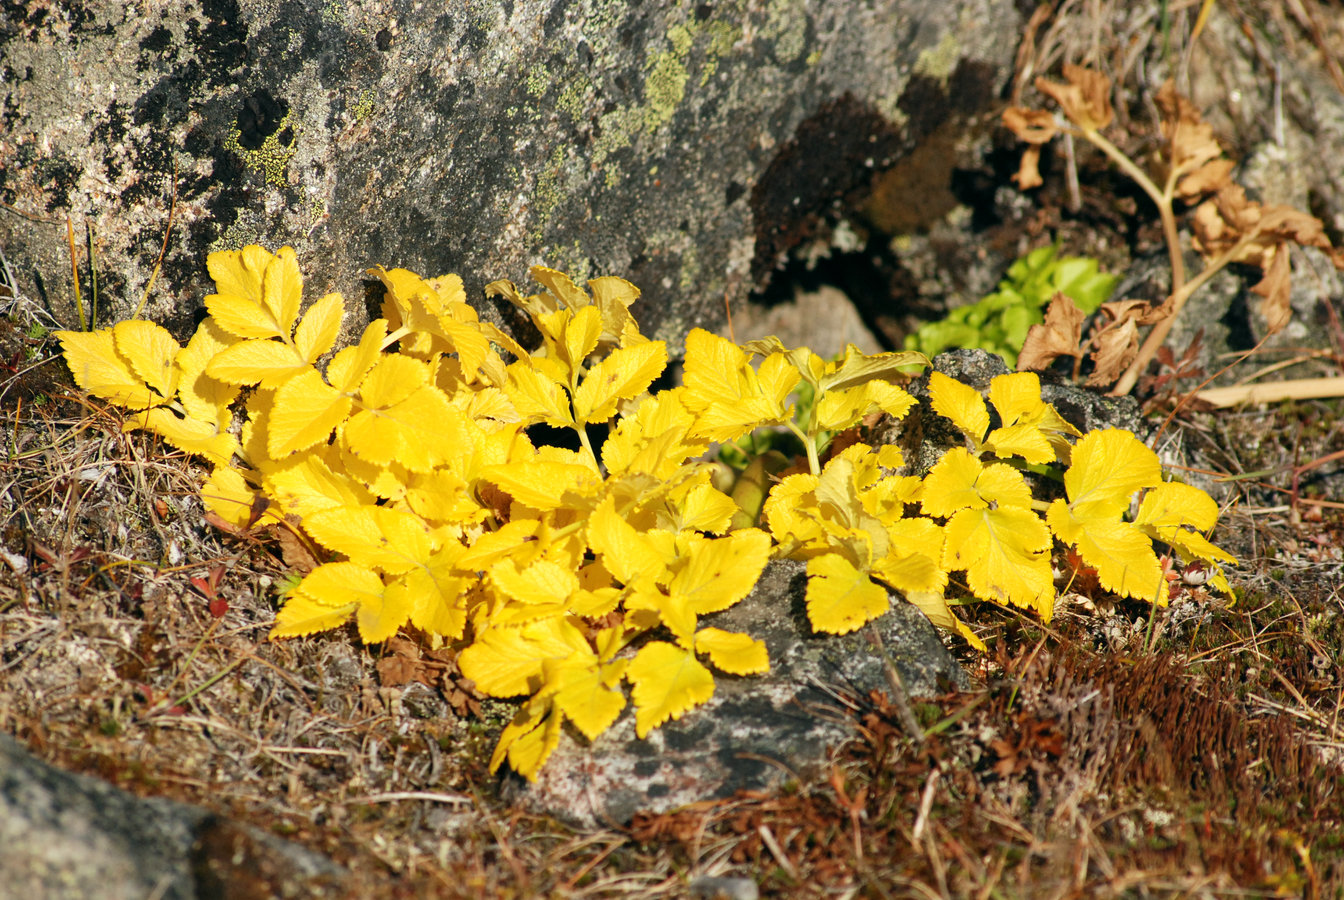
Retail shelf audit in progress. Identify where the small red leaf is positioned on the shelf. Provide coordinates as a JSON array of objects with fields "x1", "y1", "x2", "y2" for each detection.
[{"x1": 209, "y1": 596, "x2": 229, "y2": 618}]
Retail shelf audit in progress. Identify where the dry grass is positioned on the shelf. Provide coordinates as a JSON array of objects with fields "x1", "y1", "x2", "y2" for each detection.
[{"x1": 3, "y1": 289, "x2": 1343, "y2": 898}]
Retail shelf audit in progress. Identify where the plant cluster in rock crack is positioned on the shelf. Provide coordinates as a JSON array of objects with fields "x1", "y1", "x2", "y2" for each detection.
[{"x1": 57, "y1": 245, "x2": 1235, "y2": 779}]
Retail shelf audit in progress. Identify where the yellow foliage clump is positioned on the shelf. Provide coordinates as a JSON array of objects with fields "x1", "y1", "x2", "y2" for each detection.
[{"x1": 57, "y1": 245, "x2": 1236, "y2": 780}]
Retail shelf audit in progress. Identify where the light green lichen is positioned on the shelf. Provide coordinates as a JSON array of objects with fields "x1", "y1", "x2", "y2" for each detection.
[
  {"x1": 913, "y1": 30, "x2": 961, "y2": 82},
  {"x1": 526, "y1": 64, "x2": 551, "y2": 97},
  {"x1": 224, "y1": 112, "x2": 298, "y2": 187},
  {"x1": 352, "y1": 89, "x2": 376, "y2": 123},
  {"x1": 557, "y1": 74, "x2": 590, "y2": 119},
  {"x1": 590, "y1": 13, "x2": 739, "y2": 171},
  {"x1": 762, "y1": 0, "x2": 808, "y2": 66}
]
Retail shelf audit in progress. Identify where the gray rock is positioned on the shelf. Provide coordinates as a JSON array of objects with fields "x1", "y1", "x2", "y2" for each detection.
[
  {"x1": 0, "y1": 733, "x2": 346, "y2": 900},
  {"x1": 513, "y1": 559, "x2": 967, "y2": 828},
  {"x1": 1, "y1": 0, "x2": 1018, "y2": 345}
]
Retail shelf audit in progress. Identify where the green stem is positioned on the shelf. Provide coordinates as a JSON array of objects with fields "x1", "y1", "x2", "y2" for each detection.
[{"x1": 786, "y1": 419, "x2": 820, "y2": 475}]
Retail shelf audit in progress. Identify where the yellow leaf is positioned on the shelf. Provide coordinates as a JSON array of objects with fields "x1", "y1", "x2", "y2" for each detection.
[
  {"x1": 944, "y1": 506, "x2": 1055, "y2": 616},
  {"x1": 459, "y1": 617, "x2": 589, "y2": 697},
  {"x1": 175, "y1": 318, "x2": 239, "y2": 429},
  {"x1": 929, "y1": 371, "x2": 989, "y2": 446},
  {"x1": 670, "y1": 529, "x2": 771, "y2": 616},
  {"x1": 806, "y1": 551, "x2": 891, "y2": 634},
  {"x1": 1047, "y1": 499, "x2": 1168, "y2": 605},
  {"x1": 57, "y1": 328, "x2": 162, "y2": 409},
  {"x1": 112, "y1": 320, "x2": 181, "y2": 400},
  {"x1": 263, "y1": 452, "x2": 375, "y2": 519},
  {"x1": 561, "y1": 304, "x2": 603, "y2": 376},
  {"x1": 983, "y1": 372, "x2": 1081, "y2": 464},
  {"x1": 297, "y1": 564, "x2": 381, "y2": 612},
  {"x1": 389, "y1": 563, "x2": 469, "y2": 640},
  {"x1": 303, "y1": 504, "x2": 434, "y2": 575},
  {"x1": 571, "y1": 340, "x2": 668, "y2": 424},
  {"x1": 344, "y1": 383, "x2": 461, "y2": 472},
  {"x1": 326, "y1": 319, "x2": 388, "y2": 393},
  {"x1": 275, "y1": 561, "x2": 386, "y2": 639},
  {"x1": 682, "y1": 329, "x2": 797, "y2": 442},
  {"x1": 1133, "y1": 483, "x2": 1235, "y2": 566},
  {"x1": 694, "y1": 628, "x2": 769, "y2": 675},
  {"x1": 920, "y1": 448, "x2": 1033, "y2": 518},
  {"x1": 204, "y1": 246, "x2": 301, "y2": 339},
  {"x1": 667, "y1": 475, "x2": 737, "y2": 535},
  {"x1": 818, "y1": 345, "x2": 930, "y2": 392},
  {"x1": 261, "y1": 246, "x2": 304, "y2": 337},
  {"x1": 356, "y1": 353, "x2": 429, "y2": 407},
  {"x1": 813, "y1": 379, "x2": 916, "y2": 433},
  {"x1": 905, "y1": 591, "x2": 986, "y2": 651},
  {"x1": 481, "y1": 458, "x2": 603, "y2": 510},
  {"x1": 200, "y1": 465, "x2": 269, "y2": 531},
  {"x1": 270, "y1": 596, "x2": 358, "y2": 638},
  {"x1": 1064, "y1": 429, "x2": 1161, "y2": 519},
  {"x1": 627, "y1": 641, "x2": 716, "y2": 738},
  {"x1": 504, "y1": 361, "x2": 575, "y2": 428},
  {"x1": 128, "y1": 407, "x2": 238, "y2": 467},
  {"x1": 206, "y1": 338, "x2": 307, "y2": 388},
  {"x1": 356, "y1": 579, "x2": 413, "y2": 643},
  {"x1": 491, "y1": 558, "x2": 579, "y2": 606},
  {"x1": 586, "y1": 495, "x2": 668, "y2": 586},
  {"x1": 267, "y1": 368, "x2": 352, "y2": 457},
  {"x1": 551, "y1": 658, "x2": 629, "y2": 741},
  {"x1": 294, "y1": 292, "x2": 344, "y2": 363},
  {"x1": 207, "y1": 245, "x2": 272, "y2": 308},
  {"x1": 492, "y1": 700, "x2": 564, "y2": 781}
]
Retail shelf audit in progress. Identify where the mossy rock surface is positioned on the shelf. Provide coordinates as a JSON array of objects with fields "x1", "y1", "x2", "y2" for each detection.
[{"x1": 1, "y1": 0, "x2": 1014, "y2": 345}]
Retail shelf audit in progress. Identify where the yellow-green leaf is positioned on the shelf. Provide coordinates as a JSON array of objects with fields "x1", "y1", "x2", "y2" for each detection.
[
  {"x1": 694, "y1": 628, "x2": 769, "y2": 675},
  {"x1": 571, "y1": 340, "x2": 667, "y2": 423},
  {"x1": 206, "y1": 338, "x2": 307, "y2": 388},
  {"x1": 627, "y1": 641, "x2": 716, "y2": 738},
  {"x1": 806, "y1": 551, "x2": 891, "y2": 634},
  {"x1": 267, "y1": 368, "x2": 352, "y2": 457},
  {"x1": 294, "y1": 292, "x2": 344, "y2": 363}
]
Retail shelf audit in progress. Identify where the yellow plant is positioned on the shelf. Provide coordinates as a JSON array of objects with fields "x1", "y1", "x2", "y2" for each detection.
[{"x1": 57, "y1": 245, "x2": 1236, "y2": 780}]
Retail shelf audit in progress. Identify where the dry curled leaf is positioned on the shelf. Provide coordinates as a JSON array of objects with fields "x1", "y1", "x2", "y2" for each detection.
[
  {"x1": 1017, "y1": 292, "x2": 1086, "y2": 372},
  {"x1": 1156, "y1": 81, "x2": 1224, "y2": 189},
  {"x1": 1035, "y1": 64, "x2": 1112, "y2": 131},
  {"x1": 1087, "y1": 317, "x2": 1140, "y2": 388},
  {"x1": 1251, "y1": 244, "x2": 1293, "y2": 335}
]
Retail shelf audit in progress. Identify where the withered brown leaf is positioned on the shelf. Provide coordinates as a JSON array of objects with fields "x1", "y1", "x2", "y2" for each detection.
[
  {"x1": 1035, "y1": 64, "x2": 1113, "y2": 131},
  {"x1": 1017, "y1": 292, "x2": 1086, "y2": 372},
  {"x1": 1251, "y1": 243, "x2": 1293, "y2": 335}
]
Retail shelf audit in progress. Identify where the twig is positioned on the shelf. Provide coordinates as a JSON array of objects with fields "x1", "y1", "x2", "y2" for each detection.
[
  {"x1": 865, "y1": 625, "x2": 925, "y2": 744},
  {"x1": 1195, "y1": 376, "x2": 1344, "y2": 407}
]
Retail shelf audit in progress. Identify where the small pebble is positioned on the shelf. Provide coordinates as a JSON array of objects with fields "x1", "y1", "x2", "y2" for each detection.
[{"x1": 688, "y1": 875, "x2": 759, "y2": 900}]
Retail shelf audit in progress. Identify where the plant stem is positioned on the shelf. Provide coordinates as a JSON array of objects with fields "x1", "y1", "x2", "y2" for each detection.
[
  {"x1": 1111, "y1": 226, "x2": 1264, "y2": 396},
  {"x1": 1081, "y1": 127, "x2": 1184, "y2": 293},
  {"x1": 786, "y1": 419, "x2": 820, "y2": 475}
]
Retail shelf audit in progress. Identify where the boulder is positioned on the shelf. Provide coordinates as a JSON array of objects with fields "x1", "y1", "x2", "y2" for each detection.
[
  {"x1": 1, "y1": 0, "x2": 1018, "y2": 343},
  {"x1": 0, "y1": 732, "x2": 346, "y2": 900},
  {"x1": 513, "y1": 559, "x2": 969, "y2": 828}
]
